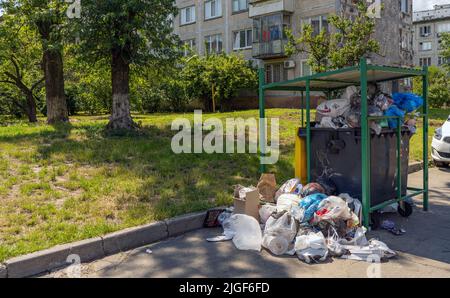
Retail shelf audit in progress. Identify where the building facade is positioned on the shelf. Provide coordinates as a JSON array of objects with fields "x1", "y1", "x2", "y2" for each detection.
[
  {"x1": 173, "y1": 0, "x2": 413, "y2": 104},
  {"x1": 413, "y1": 4, "x2": 450, "y2": 68}
]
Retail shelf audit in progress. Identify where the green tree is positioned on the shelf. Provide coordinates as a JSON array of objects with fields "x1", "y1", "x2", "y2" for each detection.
[
  {"x1": 413, "y1": 66, "x2": 450, "y2": 108},
  {"x1": 0, "y1": 0, "x2": 69, "y2": 123},
  {"x1": 286, "y1": 0, "x2": 380, "y2": 72},
  {"x1": 180, "y1": 53, "x2": 257, "y2": 112},
  {"x1": 72, "y1": 0, "x2": 179, "y2": 130},
  {"x1": 441, "y1": 32, "x2": 450, "y2": 71},
  {"x1": 0, "y1": 16, "x2": 44, "y2": 122}
]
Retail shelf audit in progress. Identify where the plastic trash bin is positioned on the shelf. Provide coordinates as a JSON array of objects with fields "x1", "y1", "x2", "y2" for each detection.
[{"x1": 299, "y1": 126, "x2": 413, "y2": 207}]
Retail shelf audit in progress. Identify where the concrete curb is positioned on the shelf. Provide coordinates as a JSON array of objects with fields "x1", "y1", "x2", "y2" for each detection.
[
  {"x1": 0, "y1": 211, "x2": 207, "y2": 278},
  {"x1": 0, "y1": 161, "x2": 425, "y2": 278}
]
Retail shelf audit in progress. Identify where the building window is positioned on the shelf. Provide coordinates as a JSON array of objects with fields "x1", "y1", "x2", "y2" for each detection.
[
  {"x1": 205, "y1": 0, "x2": 222, "y2": 20},
  {"x1": 233, "y1": 29, "x2": 252, "y2": 50},
  {"x1": 180, "y1": 6, "x2": 196, "y2": 25},
  {"x1": 438, "y1": 57, "x2": 449, "y2": 66},
  {"x1": 419, "y1": 25, "x2": 431, "y2": 37},
  {"x1": 301, "y1": 60, "x2": 312, "y2": 77},
  {"x1": 232, "y1": 0, "x2": 248, "y2": 13},
  {"x1": 437, "y1": 23, "x2": 450, "y2": 34},
  {"x1": 182, "y1": 39, "x2": 196, "y2": 56},
  {"x1": 401, "y1": 0, "x2": 409, "y2": 14},
  {"x1": 420, "y1": 41, "x2": 432, "y2": 51},
  {"x1": 305, "y1": 15, "x2": 329, "y2": 37},
  {"x1": 419, "y1": 57, "x2": 432, "y2": 67},
  {"x1": 265, "y1": 63, "x2": 287, "y2": 84},
  {"x1": 205, "y1": 34, "x2": 223, "y2": 54}
]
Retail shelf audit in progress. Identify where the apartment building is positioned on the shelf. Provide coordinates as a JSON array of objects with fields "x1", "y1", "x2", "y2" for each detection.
[
  {"x1": 413, "y1": 4, "x2": 450, "y2": 68},
  {"x1": 173, "y1": 0, "x2": 413, "y2": 103}
]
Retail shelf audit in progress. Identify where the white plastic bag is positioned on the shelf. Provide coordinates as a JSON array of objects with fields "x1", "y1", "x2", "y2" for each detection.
[
  {"x1": 276, "y1": 194, "x2": 301, "y2": 213},
  {"x1": 316, "y1": 98, "x2": 351, "y2": 121},
  {"x1": 295, "y1": 232, "x2": 329, "y2": 263},
  {"x1": 259, "y1": 204, "x2": 277, "y2": 224},
  {"x1": 229, "y1": 214, "x2": 262, "y2": 251},
  {"x1": 316, "y1": 196, "x2": 353, "y2": 221},
  {"x1": 262, "y1": 212, "x2": 297, "y2": 255}
]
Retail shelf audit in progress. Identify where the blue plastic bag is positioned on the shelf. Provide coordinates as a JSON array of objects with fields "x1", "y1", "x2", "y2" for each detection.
[
  {"x1": 392, "y1": 93, "x2": 424, "y2": 113},
  {"x1": 384, "y1": 105, "x2": 406, "y2": 129},
  {"x1": 300, "y1": 193, "x2": 327, "y2": 223}
]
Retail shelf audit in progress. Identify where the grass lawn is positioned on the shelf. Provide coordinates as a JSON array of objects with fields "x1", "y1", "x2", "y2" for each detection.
[{"x1": 0, "y1": 108, "x2": 446, "y2": 261}]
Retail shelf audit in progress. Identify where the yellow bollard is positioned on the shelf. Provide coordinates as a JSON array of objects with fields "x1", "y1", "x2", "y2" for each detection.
[{"x1": 295, "y1": 128, "x2": 307, "y2": 185}]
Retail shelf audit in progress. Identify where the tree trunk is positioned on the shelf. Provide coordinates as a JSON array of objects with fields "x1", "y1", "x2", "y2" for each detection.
[
  {"x1": 43, "y1": 49, "x2": 68, "y2": 124},
  {"x1": 25, "y1": 92, "x2": 38, "y2": 123},
  {"x1": 107, "y1": 47, "x2": 136, "y2": 130}
]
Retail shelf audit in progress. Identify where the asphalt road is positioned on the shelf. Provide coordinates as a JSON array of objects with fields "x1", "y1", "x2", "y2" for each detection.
[{"x1": 46, "y1": 167, "x2": 450, "y2": 278}]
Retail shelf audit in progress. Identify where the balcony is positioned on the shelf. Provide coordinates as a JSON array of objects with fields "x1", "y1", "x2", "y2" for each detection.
[
  {"x1": 249, "y1": 0, "x2": 294, "y2": 18},
  {"x1": 252, "y1": 40, "x2": 287, "y2": 59}
]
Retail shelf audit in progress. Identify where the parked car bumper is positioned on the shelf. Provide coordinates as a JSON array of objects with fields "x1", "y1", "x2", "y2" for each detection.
[{"x1": 431, "y1": 138, "x2": 450, "y2": 163}]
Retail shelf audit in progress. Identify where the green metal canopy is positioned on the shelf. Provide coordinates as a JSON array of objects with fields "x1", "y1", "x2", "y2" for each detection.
[{"x1": 258, "y1": 58, "x2": 429, "y2": 228}]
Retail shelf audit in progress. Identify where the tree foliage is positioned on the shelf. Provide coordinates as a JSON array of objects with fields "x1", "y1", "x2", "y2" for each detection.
[
  {"x1": 0, "y1": 14, "x2": 45, "y2": 122},
  {"x1": 414, "y1": 66, "x2": 450, "y2": 108},
  {"x1": 180, "y1": 53, "x2": 257, "y2": 112},
  {"x1": 442, "y1": 32, "x2": 450, "y2": 71},
  {"x1": 286, "y1": 0, "x2": 380, "y2": 73},
  {"x1": 72, "y1": 0, "x2": 180, "y2": 130}
]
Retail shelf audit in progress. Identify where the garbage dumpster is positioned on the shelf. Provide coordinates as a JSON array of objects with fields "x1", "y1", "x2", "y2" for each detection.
[{"x1": 299, "y1": 127, "x2": 413, "y2": 207}]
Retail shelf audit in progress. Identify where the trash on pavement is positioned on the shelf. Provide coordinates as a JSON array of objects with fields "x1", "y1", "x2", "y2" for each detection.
[
  {"x1": 257, "y1": 174, "x2": 277, "y2": 203},
  {"x1": 276, "y1": 193, "x2": 301, "y2": 213},
  {"x1": 204, "y1": 208, "x2": 227, "y2": 228},
  {"x1": 275, "y1": 178, "x2": 301, "y2": 200},
  {"x1": 229, "y1": 214, "x2": 262, "y2": 251},
  {"x1": 262, "y1": 212, "x2": 297, "y2": 255},
  {"x1": 234, "y1": 188, "x2": 260, "y2": 221},
  {"x1": 259, "y1": 203, "x2": 277, "y2": 224},
  {"x1": 208, "y1": 174, "x2": 398, "y2": 264},
  {"x1": 381, "y1": 220, "x2": 406, "y2": 236},
  {"x1": 295, "y1": 232, "x2": 329, "y2": 263}
]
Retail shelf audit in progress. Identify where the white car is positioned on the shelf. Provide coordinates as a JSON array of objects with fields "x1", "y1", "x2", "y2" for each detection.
[{"x1": 431, "y1": 115, "x2": 450, "y2": 167}]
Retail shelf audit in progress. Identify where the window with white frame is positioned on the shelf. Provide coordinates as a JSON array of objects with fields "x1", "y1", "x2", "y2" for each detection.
[
  {"x1": 305, "y1": 15, "x2": 329, "y2": 37},
  {"x1": 437, "y1": 22, "x2": 450, "y2": 34},
  {"x1": 265, "y1": 63, "x2": 287, "y2": 84},
  {"x1": 420, "y1": 41, "x2": 432, "y2": 51},
  {"x1": 301, "y1": 60, "x2": 312, "y2": 77},
  {"x1": 438, "y1": 56, "x2": 449, "y2": 66},
  {"x1": 180, "y1": 6, "x2": 196, "y2": 25},
  {"x1": 205, "y1": 0, "x2": 222, "y2": 20},
  {"x1": 233, "y1": 29, "x2": 252, "y2": 50},
  {"x1": 419, "y1": 25, "x2": 431, "y2": 37},
  {"x1": 205, "y1": 34, "x2": 223, "y2": 54},
  {"x1": 182, "y1": 39, "x2": 196, "y2": 56},
  {"x1": 232, "y1": 0, "x2": 248, "y2": 13}
]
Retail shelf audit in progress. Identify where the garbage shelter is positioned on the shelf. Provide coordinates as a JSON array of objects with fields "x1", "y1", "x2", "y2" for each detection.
[{"x1": 258, "y1": 58, "x2": 429, "y2": 228}]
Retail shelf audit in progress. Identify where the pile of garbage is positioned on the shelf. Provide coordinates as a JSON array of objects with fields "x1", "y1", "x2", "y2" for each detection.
[
  {"x1": 315, "y1": 84, "x2": 424, "y2": 135},
  {"x1": 205, "y1": 174, "x2": 396, "y2": 264}
]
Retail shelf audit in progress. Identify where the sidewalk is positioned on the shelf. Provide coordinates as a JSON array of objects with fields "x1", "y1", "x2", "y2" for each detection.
[{"x1": 46, "y1": 168, "x2": 450, "y2": 278}]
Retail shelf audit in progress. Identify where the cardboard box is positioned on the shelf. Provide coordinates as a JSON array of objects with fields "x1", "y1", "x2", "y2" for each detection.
[{"x1": 234, "y1": 189, "x2": 260, "y2": 221}]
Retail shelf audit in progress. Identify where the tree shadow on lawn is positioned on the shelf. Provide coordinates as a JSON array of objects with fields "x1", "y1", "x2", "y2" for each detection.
[{"x1": 30, "y1": 123, "x2": 296, "y2": 221}]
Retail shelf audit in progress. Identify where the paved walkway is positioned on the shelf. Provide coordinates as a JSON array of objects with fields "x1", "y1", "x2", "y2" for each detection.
[{"x1": 46, "y1": 168, "x2": 450, "y2": 278}]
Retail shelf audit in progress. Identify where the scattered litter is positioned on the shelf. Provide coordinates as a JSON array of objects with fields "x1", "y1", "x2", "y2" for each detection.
[
  {"x1": 381, "y1": 220, "x2": 406, "y2": 236},
  {"x1": 208, "y1": 175, "x2": 399, "y2": 264},
  {"x1": 145, "y1": 249, "x2": 153, "y2": 254}
]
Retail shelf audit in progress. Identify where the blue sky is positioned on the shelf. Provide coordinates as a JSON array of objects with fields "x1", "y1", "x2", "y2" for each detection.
[{"x1": 414, "y1": 0, "x2": 450, "y2": 11}]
